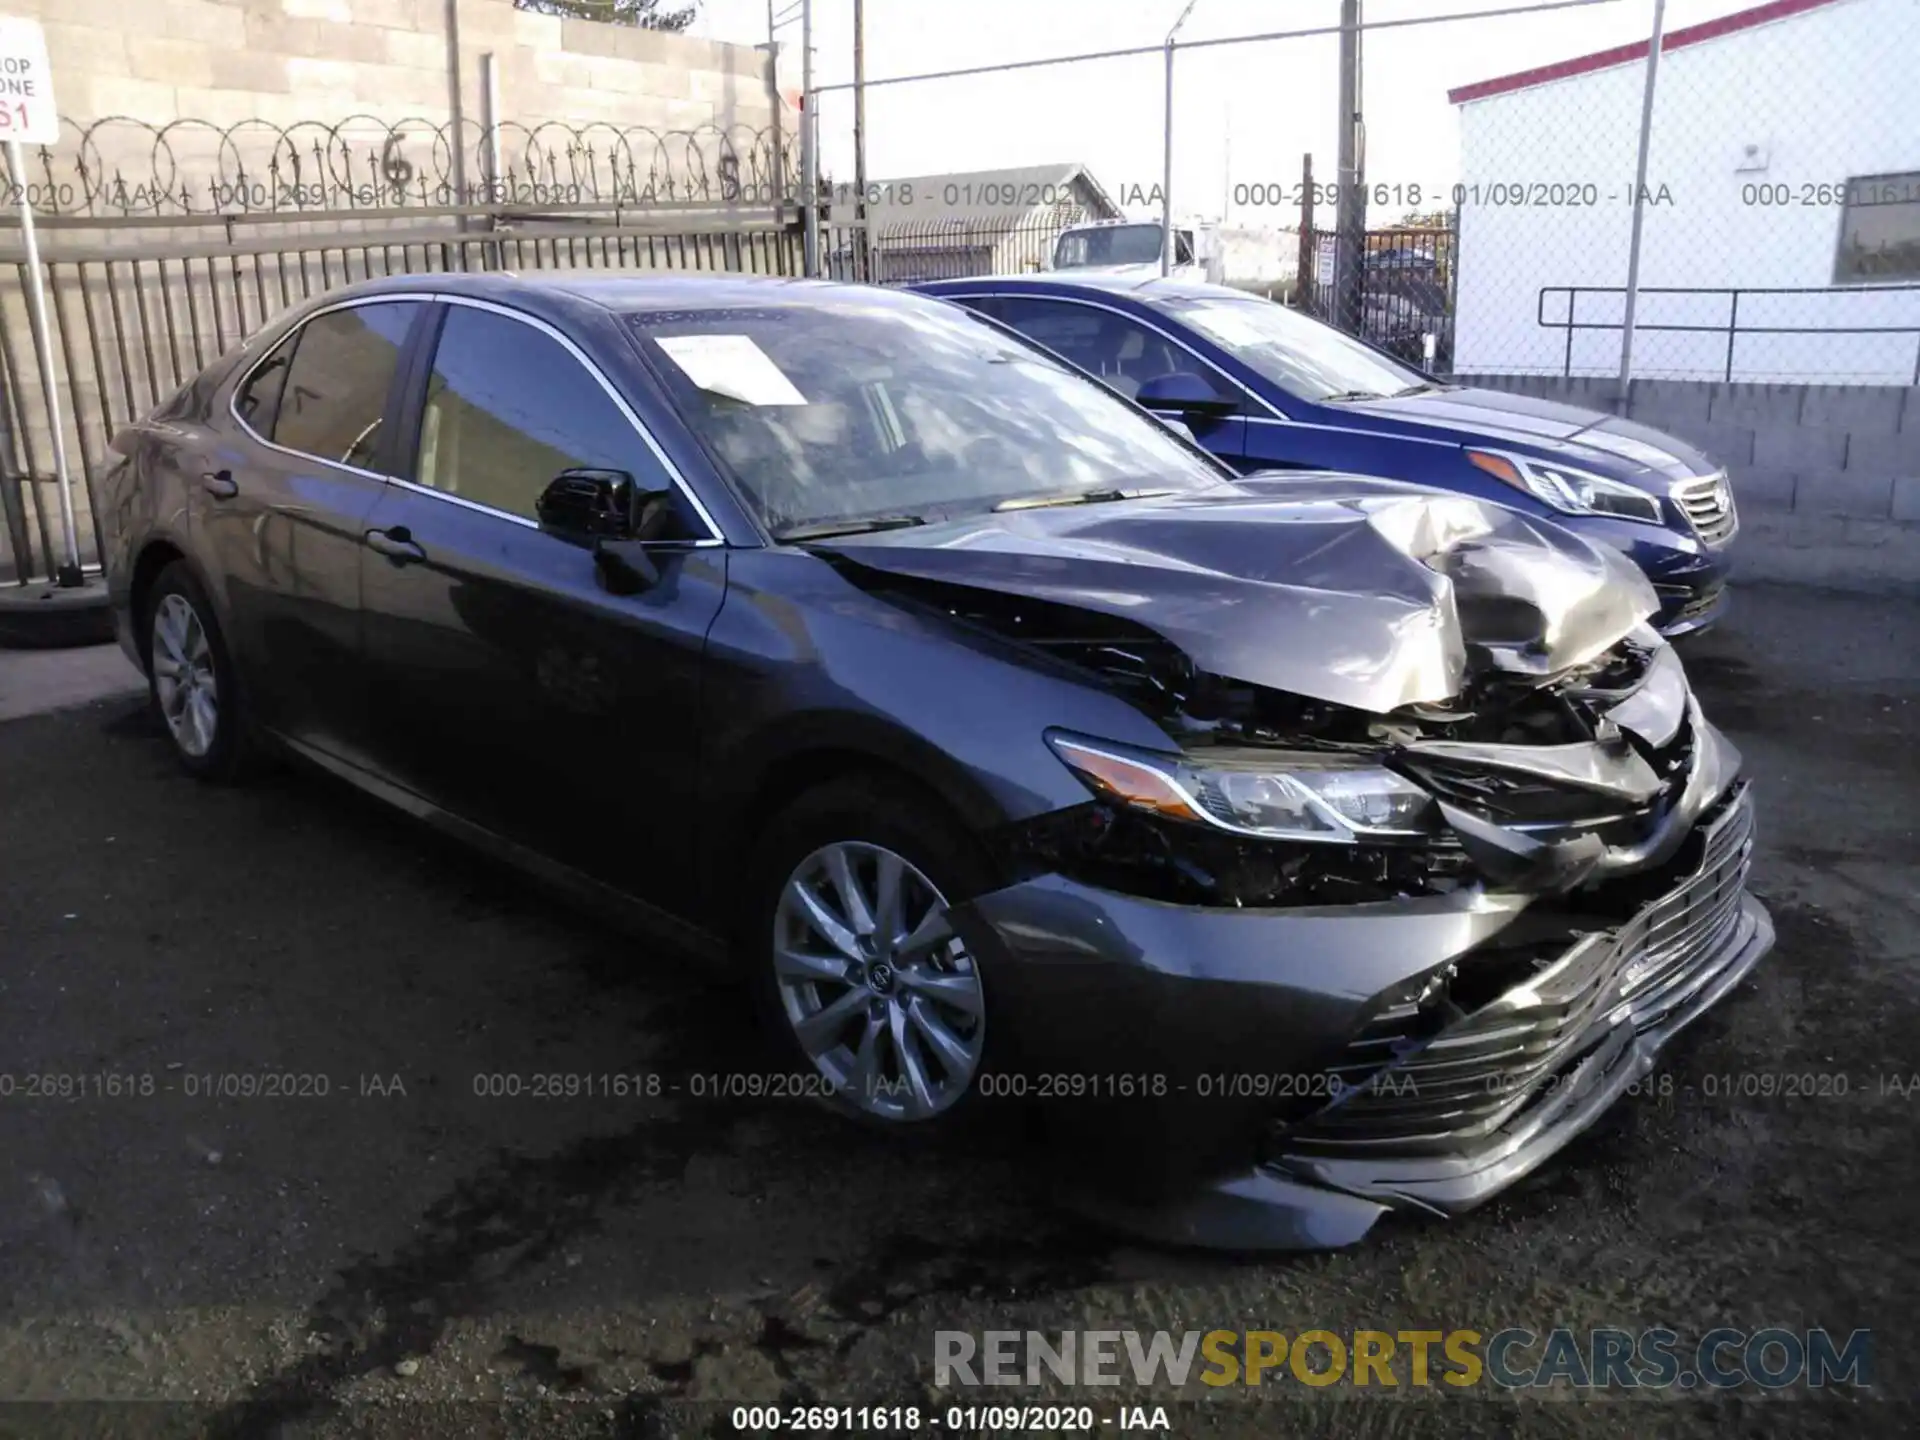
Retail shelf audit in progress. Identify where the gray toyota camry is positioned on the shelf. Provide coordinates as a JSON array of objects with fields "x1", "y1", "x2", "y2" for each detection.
[{"x1": 99, "y1": 273, "x2": 1773, "y2": 1249}]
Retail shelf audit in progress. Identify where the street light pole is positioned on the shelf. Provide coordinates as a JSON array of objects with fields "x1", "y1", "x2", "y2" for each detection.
[
  {"x1": 1618, "y1": 0, "x2": 1668, "y2": 401},
  {"x1": 1160, "y1": 0, "x2": 1201, "y2": 277},
  {"x1": 1333, "y1": 0, "x2": 1365, "y2": 332},
  {"x1": 853, "y1": 0, "x2": 868, "y2": 280},
  {"x1": 801, "y1": 0, "x2": 818, "y2": 276}
]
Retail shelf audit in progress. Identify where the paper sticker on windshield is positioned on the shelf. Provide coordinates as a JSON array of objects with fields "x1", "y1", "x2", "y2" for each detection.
[{"x1": 656, "y1": 334, "x2": 808, "y2": 406}]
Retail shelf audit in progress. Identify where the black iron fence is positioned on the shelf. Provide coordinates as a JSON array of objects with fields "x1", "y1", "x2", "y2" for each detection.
[
  {"x1": 1302, "y1": 224, "x2": 1458, "y2": 369},
  {"x1": 0, "y1": 206, "x2": 812, "y2": 585}
]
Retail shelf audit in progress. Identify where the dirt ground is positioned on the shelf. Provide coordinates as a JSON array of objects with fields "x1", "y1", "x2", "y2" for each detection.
[{"x1": 0, "y1": 581, "x2": 1915, "y2": 1439}]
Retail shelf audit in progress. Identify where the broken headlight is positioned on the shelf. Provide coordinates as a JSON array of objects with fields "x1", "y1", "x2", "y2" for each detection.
[
  {"x1": 1048, "y1": 733, "x2": 1437, "y2": 843},
  {"x1": 1466, "y1": 448, "x2": 1664, "y2": 525}
]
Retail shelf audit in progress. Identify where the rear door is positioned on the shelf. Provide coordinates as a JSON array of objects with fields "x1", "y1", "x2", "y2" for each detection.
[
  {"x1": 356, "y1": 299, "x2": 727, "y2": 908},
  {"x1": 208, "y1": 299, "x2": 423, "y2": 759}
]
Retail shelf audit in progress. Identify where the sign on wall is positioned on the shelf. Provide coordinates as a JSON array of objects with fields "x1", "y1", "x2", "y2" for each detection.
[{"x1": 0, "y1": 16, "x2": 58, "y2": 146}]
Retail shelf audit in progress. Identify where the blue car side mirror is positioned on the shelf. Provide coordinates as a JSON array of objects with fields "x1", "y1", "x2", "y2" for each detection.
[{"x1": 1134, "y1": 371, "x2": 1238, "y2": 418}]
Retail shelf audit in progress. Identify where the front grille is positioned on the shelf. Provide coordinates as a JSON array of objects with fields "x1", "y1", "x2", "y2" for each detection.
[
  {"x1": 1673, "y1": 472, "x2": 1737, "y2": 545},
  {"x1": 1283, "y1": 785, "x2": 1755, "y2": 1152}
]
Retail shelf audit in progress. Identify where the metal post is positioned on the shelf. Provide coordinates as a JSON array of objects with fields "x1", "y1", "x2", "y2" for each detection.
[
  {"x1": 853, "y1": 0, "x2": 868, "y2": 281},
  {"x1": 1333, "y1": 0, "x2": 1365, "y2": 333},
  {"x1": 9, "y1": 139, "x2": 79, "y2": 584},
  {"x1": 801, "y1": 0, "x2": 818, "y2": 277},
  {"x1": 761, "y1": 1, "x2": 785, "y2": 211},
  {"x1": 1160, "y1": 0, "x2": 1200, "y2": 278},
  {"x1": 444, "y1": 0, "x2": 468, "y2": 225},
  {"x1": 480, "y1": 52, "x2": 502, "y2": 203},
  {"x1": 1617, "y1": 0, "x2": 1667, "y2": 399}
]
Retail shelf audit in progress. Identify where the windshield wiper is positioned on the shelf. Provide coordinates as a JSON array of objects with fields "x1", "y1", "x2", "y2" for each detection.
[
  {"x1": 1319, "y1": 389, "x2": 1384, "y2": 403},
  {"x1": 774, "y1": 514, "x2": 927, "y2": 541},
  {"x1": 993, "y1": 486, "x2": 1176, "y2": 512},
  {"x1": 1390, "y1": 382, "x2": 1442, "y2": 398}
]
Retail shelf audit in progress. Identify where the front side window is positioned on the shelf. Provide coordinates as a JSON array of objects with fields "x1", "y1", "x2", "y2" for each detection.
[
  {"x1": 629, "y1": 297, "x2": 1226, "y2": 535},
  {"x1": 1151, "y1": 295, "x2": 1428, "y2": 402},
  {"x1": 991, "y1": 298, "x2": 1212, "y2": 401},
  {"x1": 414, "y1": 306, "x2": 682, "y2": 526},
  {"x1": 273, "y1": 302, "x2": 420, "y2": 470}
]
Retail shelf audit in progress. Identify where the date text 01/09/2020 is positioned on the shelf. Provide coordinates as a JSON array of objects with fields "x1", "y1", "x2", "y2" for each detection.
[{"x1": 730, "y1": 1405, "x2": 1172, "y2": 1432}]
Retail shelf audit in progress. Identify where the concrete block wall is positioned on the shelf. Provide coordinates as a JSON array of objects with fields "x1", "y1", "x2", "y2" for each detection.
[
  {"x1": 1454, "y1": 375, "x2": 1920, "y2": 523},
  {"x1": 14, "y1": 0, "x2": 778, "y2": 180}
]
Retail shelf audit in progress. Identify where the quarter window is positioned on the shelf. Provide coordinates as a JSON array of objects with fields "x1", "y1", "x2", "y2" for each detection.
[
  {"x1": 272, "y1": 302, "x2": 420, "y2": 470},
  {"x1": 413, "y1": 306, "x2": 680, "y2": 526},
  {"x1": 233, "y1": 332, "x2": 296, "y2": 437}
]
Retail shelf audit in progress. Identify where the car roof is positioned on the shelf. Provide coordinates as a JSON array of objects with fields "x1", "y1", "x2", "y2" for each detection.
[
  {"x1": 308, "y1": 270, "x2": 940, "y2": 316},
  {"x1": 914, "y1": 274, "x2": 1251, "y2": 304}
]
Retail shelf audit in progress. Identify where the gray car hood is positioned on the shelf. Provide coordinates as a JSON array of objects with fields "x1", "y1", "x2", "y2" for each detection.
[{"x1": 819, "y1": 475, "x2": 1658, "y2": 714}]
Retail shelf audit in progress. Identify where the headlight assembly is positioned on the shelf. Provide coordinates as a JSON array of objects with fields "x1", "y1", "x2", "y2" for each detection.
[
  {"x1": 1048, "y1": 733, "x2": 1437, "y2": 843},
  {"x1": 1466, "y1": 448, "x2": 1664, "y2": 525}
]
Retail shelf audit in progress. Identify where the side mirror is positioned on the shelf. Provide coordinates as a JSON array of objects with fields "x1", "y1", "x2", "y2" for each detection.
[
  {"x1": 1134, "y1": 372, "x2": 1238, "y2": 418},
  {"x1": 537, "y1": 468, "x2": 642, "y2": 542}
]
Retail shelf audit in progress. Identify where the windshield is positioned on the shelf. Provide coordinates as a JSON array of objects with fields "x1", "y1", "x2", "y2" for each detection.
[
  {"x1": 1053, "y1": 224, "x2": 1178, "y2": 269},
  {"x1": 1153, "y1": 296, "x2": 1428, "y2": 402},
  {"x1": 628, "y1": 299, "x2": 1225, "y2": 535}
]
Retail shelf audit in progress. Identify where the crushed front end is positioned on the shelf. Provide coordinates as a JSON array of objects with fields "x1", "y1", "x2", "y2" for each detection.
[
  {"x1": 951, "y1": 623, "x2": 1771, "y2": 1250},
  {"x1": 827, "y1": 482, "x2": 1773, "y2": 1248}
]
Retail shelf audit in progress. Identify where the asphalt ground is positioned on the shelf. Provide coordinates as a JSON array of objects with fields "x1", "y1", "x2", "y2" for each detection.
[{"x1": 0, "y1": 581, "x2": 1915, "y2": 1439}]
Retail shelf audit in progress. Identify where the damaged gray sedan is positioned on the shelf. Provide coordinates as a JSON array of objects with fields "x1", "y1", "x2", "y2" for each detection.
[{"x1": 102, "y1": 275, "x2": 1770, "y2": 1250}]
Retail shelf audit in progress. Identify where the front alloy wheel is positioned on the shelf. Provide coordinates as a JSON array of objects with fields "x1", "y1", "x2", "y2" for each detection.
[
  {"x1": 151, "y1": 592, "x2": 218, "y2": 758},
  {"x1": 773, "y1": 841, "x2": 986, "y2": 1122}
]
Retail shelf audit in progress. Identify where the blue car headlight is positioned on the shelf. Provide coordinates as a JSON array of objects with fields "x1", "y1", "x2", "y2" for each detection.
[{"x1": 1467, "y1": 448, "x2": 1665, "y2": 525}]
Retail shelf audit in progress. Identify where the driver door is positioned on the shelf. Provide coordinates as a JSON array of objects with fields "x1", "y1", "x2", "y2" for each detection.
[{"x1": 356, "y1": 300, "x2": 726, "y2": 909}]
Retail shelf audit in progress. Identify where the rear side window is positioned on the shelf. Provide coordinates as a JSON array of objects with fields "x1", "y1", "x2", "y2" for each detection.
[
  {"x1": 233, "y1": 331, "x2": 295, "y2": 436},
  {"x1": 993, "y1": 297, "x2": 1195, "y2": 400},
  {"x1": 272, "y1": 302, "x2": 420, "y2": 470}
]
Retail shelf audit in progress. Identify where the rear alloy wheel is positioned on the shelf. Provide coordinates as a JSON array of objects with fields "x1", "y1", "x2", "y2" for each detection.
[
  {"x1": 771, "y1": 839, "x2": 987, "y2": 1124},
  {"x1": 143, "y1": 562, "x2": 258, "y2": 782},
  {"x1": 152, "y1": 592, "x2": 218, "y2": 759}
]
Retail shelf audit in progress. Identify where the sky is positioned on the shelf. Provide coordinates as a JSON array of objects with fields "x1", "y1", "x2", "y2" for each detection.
[{"x1": 687, "y1": 0, "x2": 1778, "y2": 226}]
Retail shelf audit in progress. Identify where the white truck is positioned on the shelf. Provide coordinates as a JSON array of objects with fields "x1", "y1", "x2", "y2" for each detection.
[{"x1": 1047, "y1": 218, "x2": 1298, "y2": 298}]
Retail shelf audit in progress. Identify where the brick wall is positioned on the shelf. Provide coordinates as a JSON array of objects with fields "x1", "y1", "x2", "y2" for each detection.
[{"x1": 1452, "y1": 376, "x2": 1920, "y2": 523}]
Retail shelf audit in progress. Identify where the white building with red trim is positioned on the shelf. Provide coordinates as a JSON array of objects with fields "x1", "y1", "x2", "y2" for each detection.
[{"x1": 1448, "y1": 0, "x2": 1920, "y2": 384}]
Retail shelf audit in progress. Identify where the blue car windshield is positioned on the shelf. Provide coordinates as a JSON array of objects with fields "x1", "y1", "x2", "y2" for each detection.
[
  {"x1": 629, "y1": 299, "x2": 1226, "y2": 534},
  {"x1": 1153, "y1": 296, "x2": 1427, "y2": 403}
]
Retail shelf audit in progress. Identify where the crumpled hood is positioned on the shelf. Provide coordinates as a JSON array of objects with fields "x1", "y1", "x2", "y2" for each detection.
[{"x1": 819, "y1": 475, "x2": 1659, "y2": 715}]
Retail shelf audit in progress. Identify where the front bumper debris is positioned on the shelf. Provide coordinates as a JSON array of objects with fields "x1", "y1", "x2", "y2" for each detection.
[{"x1": 952, "y1": 783, "x2": 1772, "y2": 1251}]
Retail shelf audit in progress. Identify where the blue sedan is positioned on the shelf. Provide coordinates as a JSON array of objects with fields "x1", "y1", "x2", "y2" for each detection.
[{"x1": 917, "y1": 275, "x2": 1738, "y2": 636}]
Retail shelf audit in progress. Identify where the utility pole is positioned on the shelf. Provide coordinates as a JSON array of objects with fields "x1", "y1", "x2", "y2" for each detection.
[
  {"x1": 853, "y1": 0, "x2": 868, "y2": 280},
  {"x1": 1160, "y1": 0, "x2": 1200, "y2": 277},
  {"x1": 761, "y1": 0, "x2": 784, "y2": 211},
  {"x1": 800, "y1": 0, "x2": 818, "y2": 276},
  {"x1": 1618, "y1": 0, "x2": 1668, "y2": 404},
  {"x1": 1333, "y1": 0, "x2": 1366, "y2": 333}
]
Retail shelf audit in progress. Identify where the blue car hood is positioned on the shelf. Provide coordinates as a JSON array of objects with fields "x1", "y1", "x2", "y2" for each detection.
[
  {"x1": 816, "y1": 475, "x2": 1659, "y2": 714},
  {"x1": 1335, "y1": 387, "x2": 1713, "y2": 488}
]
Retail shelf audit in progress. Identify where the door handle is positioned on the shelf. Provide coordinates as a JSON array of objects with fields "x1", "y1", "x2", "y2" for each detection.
[
  {"x1": 201, "y1": 469, "x2": 237, "y2": 499},
  {"x1": 364, "y1": 526, "x2": 425, "y2": 564}
]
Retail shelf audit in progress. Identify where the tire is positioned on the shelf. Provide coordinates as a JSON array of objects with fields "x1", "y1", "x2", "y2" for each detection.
[
  {"x1": 142, "y1": 561, "x2": 260, "y2": 782},
  {"x1": 744, "y1": 773, "x2": 1001, "y2": 1132}
]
